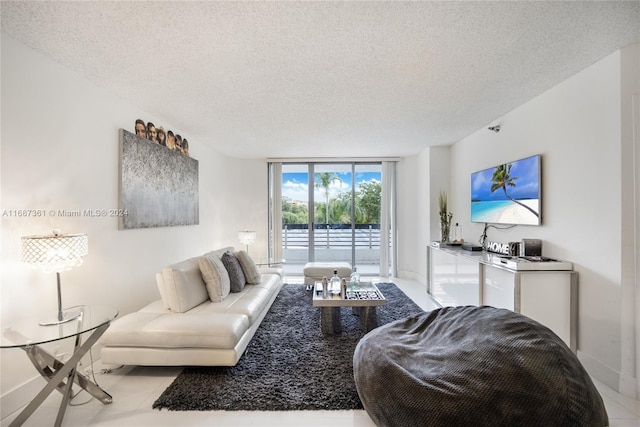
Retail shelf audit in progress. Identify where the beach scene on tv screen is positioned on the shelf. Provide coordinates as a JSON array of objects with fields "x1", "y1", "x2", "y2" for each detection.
[{"x1": 471, "y1": 155, "x2": 541, "y2": 225}]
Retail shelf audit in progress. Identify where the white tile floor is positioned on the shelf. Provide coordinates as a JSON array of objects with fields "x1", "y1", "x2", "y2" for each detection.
[{"x1": 3, "y1": 277, "x2": 640, "y2": 426}]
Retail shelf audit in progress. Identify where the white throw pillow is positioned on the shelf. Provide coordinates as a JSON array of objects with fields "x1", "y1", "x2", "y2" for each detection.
[
  {"x1": 235, "y1": 250, "x2": 262, "y2": 285},
  {"x1": 162, "y1": 257, "x2": 209, "y2": 313},
  {"x1": 199, "y1": 252, "x2": 231, "y2": 302}
]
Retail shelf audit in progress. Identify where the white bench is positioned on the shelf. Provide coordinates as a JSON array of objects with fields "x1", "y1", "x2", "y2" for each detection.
[{"x1": 303, "y1": 262, "x2": 352, "y2": 285}]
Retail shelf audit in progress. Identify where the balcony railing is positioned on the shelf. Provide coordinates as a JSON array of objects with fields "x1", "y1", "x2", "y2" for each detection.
[
  {"x1": 282, "y1": 224, "x2": 381, "y2": 249},
  {"x1": 280, "y1": 224, "x2": 388, "y2": 273}
]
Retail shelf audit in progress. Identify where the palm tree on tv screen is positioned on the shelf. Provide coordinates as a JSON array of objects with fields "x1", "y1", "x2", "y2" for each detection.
[{"x1": 490, "y1": 164, "x2": 539, "y2": 218}]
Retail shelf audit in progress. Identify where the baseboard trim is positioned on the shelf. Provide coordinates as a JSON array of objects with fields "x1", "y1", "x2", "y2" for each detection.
[
  {"x1": 396, "y1": 270, "x2": 425, "y2": 284},
  {"x1": 619, "y1": 372, "x2": 638, "y2": 399},
  {"x1": 1, "y1": 375, "x2": 43, "y2": 420},
  {"x1": 578, "y1": 350, "x2": 621, "y2": 394}
]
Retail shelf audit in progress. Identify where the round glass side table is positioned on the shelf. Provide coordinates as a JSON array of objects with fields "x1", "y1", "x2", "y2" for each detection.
[{"x1": 1, "y1": 305, "x2": 118, "y2": 427}]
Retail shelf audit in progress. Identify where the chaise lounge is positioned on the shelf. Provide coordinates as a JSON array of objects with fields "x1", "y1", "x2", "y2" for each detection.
[{"x1": 99, "y1": 247, "x2": 283, "y2": 366}]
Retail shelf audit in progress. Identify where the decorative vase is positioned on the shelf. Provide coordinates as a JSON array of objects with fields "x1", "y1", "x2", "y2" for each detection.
[
  {"x1": 438, "y1": 190, "x2": 453, "y2": 243},
  {"x1": 440, "y1": 220, "x2": 450, "y2": 244}
]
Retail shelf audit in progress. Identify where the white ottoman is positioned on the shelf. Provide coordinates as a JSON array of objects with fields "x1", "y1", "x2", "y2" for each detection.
[{"x1": 303, "y1": 262, "x2": 352, "y2": 285}]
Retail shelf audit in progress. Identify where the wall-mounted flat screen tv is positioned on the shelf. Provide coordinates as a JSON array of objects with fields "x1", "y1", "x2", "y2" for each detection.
[{"x1": 471, "y1": 154, "x2": 541, "y2": 225}]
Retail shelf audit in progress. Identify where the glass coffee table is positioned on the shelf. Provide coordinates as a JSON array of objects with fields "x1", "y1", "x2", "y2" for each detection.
[
  {"x1": 1, "y1": 305, "x2": 118, "y2": 427},
  {"x1": 312, "y1": 282, "x2": 386, "y2": 334}
]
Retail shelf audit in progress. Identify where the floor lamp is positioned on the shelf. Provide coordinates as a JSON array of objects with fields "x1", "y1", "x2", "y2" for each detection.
[{"x1": 21, "y1": 229, "x2": 88, "y2": 325}]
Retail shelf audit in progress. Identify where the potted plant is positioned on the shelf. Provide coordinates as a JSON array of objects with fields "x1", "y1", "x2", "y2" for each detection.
[{"x1": 439, "y1": 190, "x2": 453, "y2": 243}]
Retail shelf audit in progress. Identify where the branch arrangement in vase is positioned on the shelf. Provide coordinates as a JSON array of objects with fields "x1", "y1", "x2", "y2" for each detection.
[{"x1": 439, "y1": 190, "x2": 453, "y2": 243}]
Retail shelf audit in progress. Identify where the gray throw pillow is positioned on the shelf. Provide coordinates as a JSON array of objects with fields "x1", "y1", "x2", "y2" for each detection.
[{"x1": 221, "y1": 251, "x2": 246, "y2": 292}]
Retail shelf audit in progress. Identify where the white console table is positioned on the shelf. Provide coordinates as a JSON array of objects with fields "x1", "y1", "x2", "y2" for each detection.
[{"x1": 427, "y1": 245, "x2": 577, "y2": 352}]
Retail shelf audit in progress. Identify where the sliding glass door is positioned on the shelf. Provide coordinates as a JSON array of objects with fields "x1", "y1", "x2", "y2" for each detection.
[
  {"x1": 274, "y1": 162, "x2": 389, "y2": 277},
  {"x1": 312, "y1": 163, "x2": 353, "y2": 266},
  {"x1": 279, "y1": 163, "x2": 310, "y2": 269},
  {"x1": 353, "y1": 163, "x2": 383, "y2": 276}
]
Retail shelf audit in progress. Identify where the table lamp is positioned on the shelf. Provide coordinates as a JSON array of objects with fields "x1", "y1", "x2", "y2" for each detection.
[
  {"x1": 21, "y1": 229, "x2": 88, "y2": 325},
  {"x1": 238, "y1": 230, "x2": 256, "y2": 254}
]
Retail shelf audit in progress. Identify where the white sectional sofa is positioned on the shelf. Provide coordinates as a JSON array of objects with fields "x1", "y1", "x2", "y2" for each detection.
[{"x1": 100, "y1": 247, "x2": 283, "y2": 366}]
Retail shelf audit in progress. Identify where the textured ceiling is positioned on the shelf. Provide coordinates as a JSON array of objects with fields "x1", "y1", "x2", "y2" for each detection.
[{"x1": 2, "y1": 1, "x2": 639, "y2": 159}]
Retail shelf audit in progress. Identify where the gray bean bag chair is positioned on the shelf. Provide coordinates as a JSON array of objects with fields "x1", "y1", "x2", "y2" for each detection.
[{"x1": 353, "y1": 305, "x2": 608, "y2": 426}]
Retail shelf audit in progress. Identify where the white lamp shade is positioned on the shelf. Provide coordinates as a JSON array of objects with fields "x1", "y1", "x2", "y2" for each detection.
[
  {"x1": 21, "y1": 231, "x2": 88, "y2": 273},
  {"x1": 238, "y1": 230, "x2": 256, "y2": 246}
]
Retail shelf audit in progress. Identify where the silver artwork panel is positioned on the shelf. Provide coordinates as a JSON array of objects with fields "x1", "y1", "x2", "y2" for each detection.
[{"x1": 119, "y1": 129, "x2": 199, "y2": 229}]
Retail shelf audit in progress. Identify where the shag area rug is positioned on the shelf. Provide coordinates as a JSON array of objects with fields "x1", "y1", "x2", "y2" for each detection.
[{"x1": 152, "y1": 282, "x2": 424, "y2": 411}]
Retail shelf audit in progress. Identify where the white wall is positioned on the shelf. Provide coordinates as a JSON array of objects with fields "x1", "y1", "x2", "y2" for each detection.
[
  {"x1": 396, "y1": 153, "x2": 426, "y2": 282},
  {"x1": 428, "y1": 147, "x2": 452, "y2": 243},
  {"x1": 0, "y1": 34, "x2": 268, "y2": 410},
  {"x1": 619, "y1": 42, "x2": 640, "y2": 396},
  {"x1": 207, "y1": 155, "x2": 270, "y2": 262},
  {"x1": 401, "y1": 45, "x2": 638, "y2": 392},
  {"x1": 451, "y1": 48, "x2": 625, "y2": 390},
  {"x1": 396, "y1": 145, "x2": 449, "y2": 283}
]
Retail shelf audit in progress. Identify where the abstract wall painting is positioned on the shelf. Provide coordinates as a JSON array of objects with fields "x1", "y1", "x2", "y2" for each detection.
[{"x1": 119, "y1": 129, "x2": 199, "y2": 229}]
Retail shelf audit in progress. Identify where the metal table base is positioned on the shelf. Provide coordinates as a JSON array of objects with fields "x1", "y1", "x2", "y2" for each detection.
[{"x1": 10, "y1": 322, "x2": 112, "y2": 427}]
